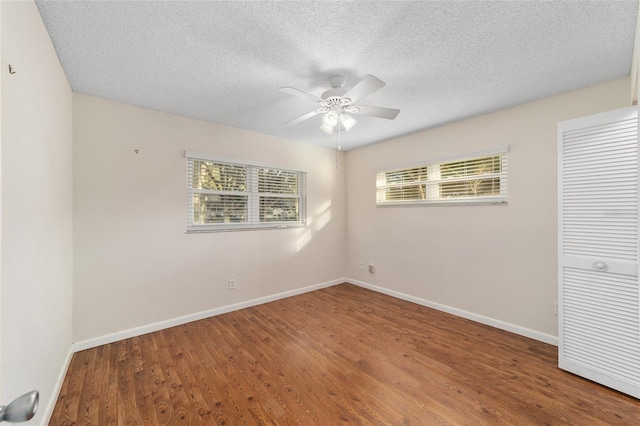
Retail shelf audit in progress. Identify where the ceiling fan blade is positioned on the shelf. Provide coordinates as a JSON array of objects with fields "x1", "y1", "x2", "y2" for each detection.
[
  {"x1": 343, "y1": 75, "x2": 386, "y2": 104},
  {"x1": 279, "y1": 86, "x2": 324, "y2": 104},
  {"x1": 352, "y1": 105, "x2": 400, "y2": 120},
  {"x1": 282, "y1": 108, "x2": 326, "y2": 127}
]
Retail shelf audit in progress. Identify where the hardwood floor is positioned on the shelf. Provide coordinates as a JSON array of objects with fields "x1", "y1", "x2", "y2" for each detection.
[{"x1": 50, "y1": 283, "x2": 640, "y2": 425}]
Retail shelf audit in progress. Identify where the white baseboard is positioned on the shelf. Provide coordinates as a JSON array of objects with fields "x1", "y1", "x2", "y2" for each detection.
[
  {"x1": 40, "y1": 344, "x2": 74, "y2": 426},
  {"x1": 73, "y1": 278, "x2": 345, "y2": 352},
  {"x1": 347, "y1": 278, "x2": 558, "y2": 346},
  {"x1": 74, "y1": 276, "x2": 557, "y2": 352}
]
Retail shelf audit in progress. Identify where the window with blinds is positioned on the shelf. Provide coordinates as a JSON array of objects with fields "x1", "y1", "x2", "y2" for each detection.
[
  {"x1": 258, "y1": 169, "x2": 301, "y2": 223},
  {"x1": 186, "y1": 152, "x2": 306, "y2": 232},
  {"x1": 376, "y1": 147, "x2": 508, "y2": 206}
]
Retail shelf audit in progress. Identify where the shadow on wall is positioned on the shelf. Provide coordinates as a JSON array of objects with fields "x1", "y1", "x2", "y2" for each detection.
[{"x1": 296, "y1": 200, "x2": 332, "y2": 252}]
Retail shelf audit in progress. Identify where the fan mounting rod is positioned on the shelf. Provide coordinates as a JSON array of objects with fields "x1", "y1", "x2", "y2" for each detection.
[
  {"x1": 327, "y1": 75, "x2": 346, "y2": 89},
  {"x1": 322, "y1": 75, "x2": 349, "y2": 99}
]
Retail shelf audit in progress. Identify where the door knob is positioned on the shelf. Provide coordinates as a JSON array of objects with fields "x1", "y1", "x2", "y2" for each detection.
[
  {"x1": 592, "y1": 261, "x2": 609, "y2": 271},
  {"x1": 0, "y1": 390, "x2": 38, "y2": 423}
]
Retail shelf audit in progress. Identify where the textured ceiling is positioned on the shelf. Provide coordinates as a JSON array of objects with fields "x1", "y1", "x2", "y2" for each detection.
[{"x1": 35, "y1": 0, "x2": 638, "y2": 151}]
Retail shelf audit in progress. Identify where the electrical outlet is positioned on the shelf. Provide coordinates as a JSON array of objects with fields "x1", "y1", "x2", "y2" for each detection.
[
  {"x1": 359, "y1": 262, "x2": 364, "y2": 271},
  {"x1": 229, "y1": 279, "x2": 236, "y2": 290},
  {"x1": 368, "y1": 264, "x2": 375, "y2": 274}
]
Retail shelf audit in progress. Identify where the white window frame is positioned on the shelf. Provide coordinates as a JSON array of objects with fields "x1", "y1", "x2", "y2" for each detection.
[
  {"x1": 376, "y1": 146, "x2": 508, "y2": 206},
  {"x1": 185, "y1": 151, "x2": 307, "y2": 232}
]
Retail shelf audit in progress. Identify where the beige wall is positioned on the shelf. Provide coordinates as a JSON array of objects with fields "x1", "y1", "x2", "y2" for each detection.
[
  {"x1": 345, "y1": 77, "x2": 630, "y2": 340},
  {"x1": 73, "y1": 94, "x2": 347, "y2": 343},
  {"x1": 1, "y1": 1, "x2": 73, "y2": 422}
]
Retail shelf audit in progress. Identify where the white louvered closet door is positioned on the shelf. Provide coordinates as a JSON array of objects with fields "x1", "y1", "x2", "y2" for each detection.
[{"x1": 558, "y1": 106, "x2": 640, "y2": 399}]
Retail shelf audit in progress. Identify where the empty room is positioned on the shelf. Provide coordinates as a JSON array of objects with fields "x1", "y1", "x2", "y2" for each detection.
[{"x1": 2, "y1": 0, "x2": 640, "y2": 424}]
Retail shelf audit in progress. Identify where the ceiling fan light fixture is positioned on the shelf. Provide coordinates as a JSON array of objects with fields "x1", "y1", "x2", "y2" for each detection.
[
  {"x1": 320, "y1": 123, "x2": 335, "y2": 134},
  {"x1": 320, "y1": 111, "x2": 357, "y2": 134},
  {"x1": 340, "y1": 114, "x2": 357, "y2": 131},
  {"x1": 322, "y1": 111, "x2": 338, "y2": 126}
]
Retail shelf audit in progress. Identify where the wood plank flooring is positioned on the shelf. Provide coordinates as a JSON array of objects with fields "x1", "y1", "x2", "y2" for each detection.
[{"x1": 50, "y1": 283, "x2": 640, "y2": 425}]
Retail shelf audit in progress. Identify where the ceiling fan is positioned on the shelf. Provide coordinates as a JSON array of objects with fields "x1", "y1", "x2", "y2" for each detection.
[{"x1": 279, "y1": 74, "x2": 400, "y2": 134}]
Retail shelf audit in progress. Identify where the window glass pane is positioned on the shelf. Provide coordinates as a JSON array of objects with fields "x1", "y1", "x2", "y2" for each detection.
[
  {"x1": 259, "y1": 197, "x2": 299, "y2": 222},
  {"x1": 192, "y1": 160, "x2": 247, "y2": 192},
  {"x1": 379, "y1": 166, "x2": 428, "y2": 202},
  {"x1": 439, "y1": 155, "x2": 502, "y2": 199},
  {"x1": 192, "y1": 194, "x2": 248, "y2": 224},
  {"x1": 384, "y1": 166, "x2": 428, "y2": 184},
  {"x1": 440, "y1": 177, "x2": 500, "y2": 198},
  {"x1": 385, "y1": 185, "x2": 427, "y2": 201},
  {"x1": 258, "y1": 169, "x2": 298, "y2": 194},
  {"x1": 440, "y1": 155, "x2": 501, "y2": 179}
]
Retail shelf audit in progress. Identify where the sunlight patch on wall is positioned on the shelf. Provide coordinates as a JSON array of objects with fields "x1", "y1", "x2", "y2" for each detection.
[
  {"x1": 296, "y1": 229, "x2": 313, "y2": 252},
  {"x1": 314, "y1": 204, "x2": 332, "y2": 232},
  {"x1": 295, "y1": 200, "x2": 332, "y2": 252}
]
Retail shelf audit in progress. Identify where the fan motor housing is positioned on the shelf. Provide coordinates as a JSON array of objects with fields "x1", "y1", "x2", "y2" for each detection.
[
  {"x1": 322, "y1": 75, "x2": 350, "y2": 100},
  {"x1": 324, "y1": 96, "x2": 352, "y2": 107}
]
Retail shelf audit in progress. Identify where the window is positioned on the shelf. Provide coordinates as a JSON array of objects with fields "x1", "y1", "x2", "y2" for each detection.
[
  {"x1": 376, "y1": 147, "x2": 508, "y2": 206},
  {"x1": 186, "y1": 152, "x2": 306, "y2": 232}
]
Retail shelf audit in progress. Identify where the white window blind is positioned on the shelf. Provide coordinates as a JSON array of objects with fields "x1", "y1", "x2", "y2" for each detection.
[
  {"x1": 186, "y1": 152, "x2": 306, "y2": 232},
  {"x1": 258, "y1": 169, "x2": 302, "y2": 223},
  {"x1": 376, "y1": 147, "x2": 508, "y2": 206}
]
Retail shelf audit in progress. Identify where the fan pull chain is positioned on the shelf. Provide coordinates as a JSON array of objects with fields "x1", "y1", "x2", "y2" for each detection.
[{"x1": 335, "y1": 116, "x2": 341, "y2": 170}]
